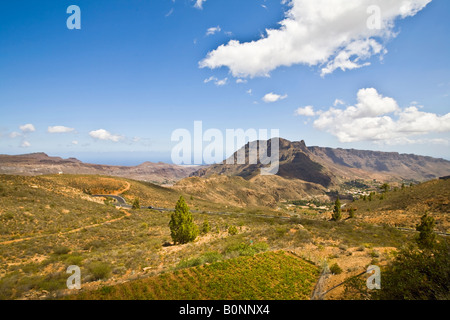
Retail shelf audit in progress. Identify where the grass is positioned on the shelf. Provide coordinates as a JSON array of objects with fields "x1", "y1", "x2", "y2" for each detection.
[{"x1": 66, "y1": 251, "x2": 320, "y2": 300}]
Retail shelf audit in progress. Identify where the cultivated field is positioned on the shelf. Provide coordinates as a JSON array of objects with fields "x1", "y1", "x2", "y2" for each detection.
[{"x1": 67, "y1": 251, "x2": 320, "y2": 300}]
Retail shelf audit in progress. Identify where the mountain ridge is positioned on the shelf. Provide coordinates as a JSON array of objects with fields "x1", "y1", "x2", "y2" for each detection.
[
  {"x1": 191, "y1": 138, "x2": 450, "y2": 185},
  {"x1": 0, "y1": 153, "x2": 199, "y2": 184}
]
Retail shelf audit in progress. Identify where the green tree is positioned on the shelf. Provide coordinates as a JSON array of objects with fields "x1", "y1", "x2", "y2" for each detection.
[
  {"x1": 381, "y1": 183, "x2": 390, "y2": 193},
  {"x1": 348, "y1": 208, "x2": 356, "y2": 219},
  {"x1": 132, "y1": 198, "x2": 140, "y2": 210},
  {"x1": 169, "y1": 196, "x2": 198, "y2": 245},
  {"x1": 331, "y1": 197, "x2": 342, "y2": 221},
  {"x1": 416, "y1": 213, "x2": 436, "y2": 250},
  {"x1": 201, "y1": 219, "x2": 211, "y2": 234},
  {"x1": 371, "y1": 242, "x2": 450, "y2": 300}
]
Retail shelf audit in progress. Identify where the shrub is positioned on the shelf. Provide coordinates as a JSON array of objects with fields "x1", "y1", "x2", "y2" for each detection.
[
  {"x1": 88, "y1": 261, "x2": 111, "y2": 280},
  {"x1": 201, "y1": 220, "x2": 211, "y2": 234},
  {"x1": 65, "y1": 255, "x2": 83, "y2": 266},
  {"x1": 330, "y1": 263, "x2": 343, "y2": 275},
  {"x1": 224, "y1": 242, "x2": 268, "y2": 257},
  {"x1": 140, "y1": 222, "x2": 149, "y2": 230},
  {"x1": 372, "y1": 242, "x2": 450, "y2": 300},
  {"x1": 132, "y1": 198, "x2": 140, "y2": 210},
  {"x1": 176, "y1": 251, "x2": 223, "y2": 269},
  {"x1": 53, "y1": 246, "x2": 71, "y2": 255},
  {"x1": 228, "y1": 225, "x2": 238, "y2": 236},
  {"x1": 2, "y1": 212, "x2": 15, "y2": 220}
]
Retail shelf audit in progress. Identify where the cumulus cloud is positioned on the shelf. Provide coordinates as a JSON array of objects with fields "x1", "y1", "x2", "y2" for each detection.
[
  {"x1": 206, "y1": 26, "x2": 221, "y2": 36},
  {"x1": 47, "y1": 126, "x2": 75, "y2": 133},
  {"x1": 295, "y1": 105, "x2": 316, "y2": 117},
  {"x1": 19, "y1": 124, "x2": 35, "y2": 133},
  {"x1": 89, "y1": 129, "x2": 124, "y2": 142},
  {"x1": 199, "y1": 0, "x2": 431, "y2": 78},
  {"x1": 262, "y1": 92, "x2": 288, "y2": 103},
  {"x1": 308, "y1": 88, "x2": 450, "y2": 144}
]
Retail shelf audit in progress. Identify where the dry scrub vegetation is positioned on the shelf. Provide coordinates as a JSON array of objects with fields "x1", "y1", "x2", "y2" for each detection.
[{"x1": 0, "y1": 174, "x2": 444, "y2": 300}]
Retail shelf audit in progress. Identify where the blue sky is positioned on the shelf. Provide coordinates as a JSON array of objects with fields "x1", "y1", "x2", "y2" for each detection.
[{"x1": 0, "y1": 0, "x2": 449, "y2": 165}]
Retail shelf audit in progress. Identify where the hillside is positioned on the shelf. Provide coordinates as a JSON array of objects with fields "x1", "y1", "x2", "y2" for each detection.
[
  {"x1": 173, "y1": 174, "x2": 328, "y2": 209},
  {"x1": 0, "y1": 173, "x2": 412, "y2": 300},
  {"x1": 349, "y1": 178, "x2": 450, "y2": 233},
  {"x1": 0, "y1": 153, "x2": 198, "y2": 185},
  {"x1": 192, "y1": 138, "x2": 450, "y2": 185}
]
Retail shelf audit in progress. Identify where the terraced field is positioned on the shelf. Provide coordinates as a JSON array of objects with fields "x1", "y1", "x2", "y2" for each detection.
[{"x1": 68, "y1": 251, "x2": 320, "y2": 300}]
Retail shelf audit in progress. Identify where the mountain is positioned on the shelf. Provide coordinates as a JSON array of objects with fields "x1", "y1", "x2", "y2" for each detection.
[
  {"x1": 191, "y1": 138, "x2": 450, "y2": 186},
  {"x1": 0, "y1": 153, "x2": 198, "y2": 184}
]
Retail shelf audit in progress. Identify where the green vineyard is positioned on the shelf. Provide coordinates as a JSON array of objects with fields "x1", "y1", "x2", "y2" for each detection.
[{"x1": 70, "y1": 251, "x2": 320, "y2": 300}]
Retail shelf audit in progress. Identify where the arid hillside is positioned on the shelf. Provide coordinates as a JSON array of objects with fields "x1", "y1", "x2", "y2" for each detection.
[
  {"x1": 173, "y1": 174, "x2": 328, "y2": 209},
  {"x1": 0, "y1": 153, "x2": 199, "y2": 185}
]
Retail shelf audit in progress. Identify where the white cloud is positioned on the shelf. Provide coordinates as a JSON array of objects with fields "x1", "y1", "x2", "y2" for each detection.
[
  {"x1": 262, "y1": 92, "x2": 288, "y2": 103},
  {"x1": 295, "y1": 105, "x2": 316, "y2": 117},
  {"x1": 194, "y1": 0, "x2": 207, "y2": 9},
  {"x1": 206, "y1": 26, "x2": 221, "y2": 36},
  {"x1": 246, "y1": 89, "x2": 253, "y2": 95},
  {"x1": 47, "y1": 126, "x2": 75, "y2": 133},
  {"x1": 204, "y1": 76, "x2": 216, "y2": 83},
  {"x1": 165, "y1": 8, "x2": 174, "y2": 17},
  {"x1": 89, "y1": 129, "x2": 124, "y2": 142},
  {"x1": 20, "y1": 141, "x2": 31, "y2": 148},
  {"x1": 215, "y1": 78, "x2": 228, "y2": 86},
  {"x1": 20, "y1": 124, "x2": 35, "y2": 133},
  {"x1": 204, "y1": 76, "x2": 228, "y2": 86},
  {"x1": 236, "y1": 78, "x2": 247, "y2": 84},
  {"x1": 334, "y1": 99, "x2": 345, "y2": 107},
  {"x1": 9, "y1": 131, "x2": 21, "y2": 138},
  {"x1": 310, "y1": 88, "x2": 450, "y2": 144},
  {"x1": 199, "y1": 0, "x2": 431, "y2": 78},
  {"x1": 72, "y1": 140, "x2": 79, "y2": 145}
]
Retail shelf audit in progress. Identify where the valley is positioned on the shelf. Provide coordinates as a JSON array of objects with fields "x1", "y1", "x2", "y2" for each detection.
[{"x1": 0, "y1": 140, "x2": 449, "y2": 301}]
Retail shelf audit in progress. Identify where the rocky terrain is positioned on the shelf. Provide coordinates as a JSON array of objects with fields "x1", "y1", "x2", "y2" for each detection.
[{"x1": 192, "y1": 138, "x2": 450, "y2": 186}]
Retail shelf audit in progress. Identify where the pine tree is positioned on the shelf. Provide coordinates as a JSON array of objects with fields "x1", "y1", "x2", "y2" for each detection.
[
  {"x1": 416, "y1": 212, "x2": 436, "y2": 250},
  {"x1": 349, "y1": 208, "x2": 355, "y2": 219},
  {"x1": 332, "y1": 197, "x2": 342, "y2": 221},
  {"x1": 169, "y1": 196, "x2": 198, "y2": 244}
]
